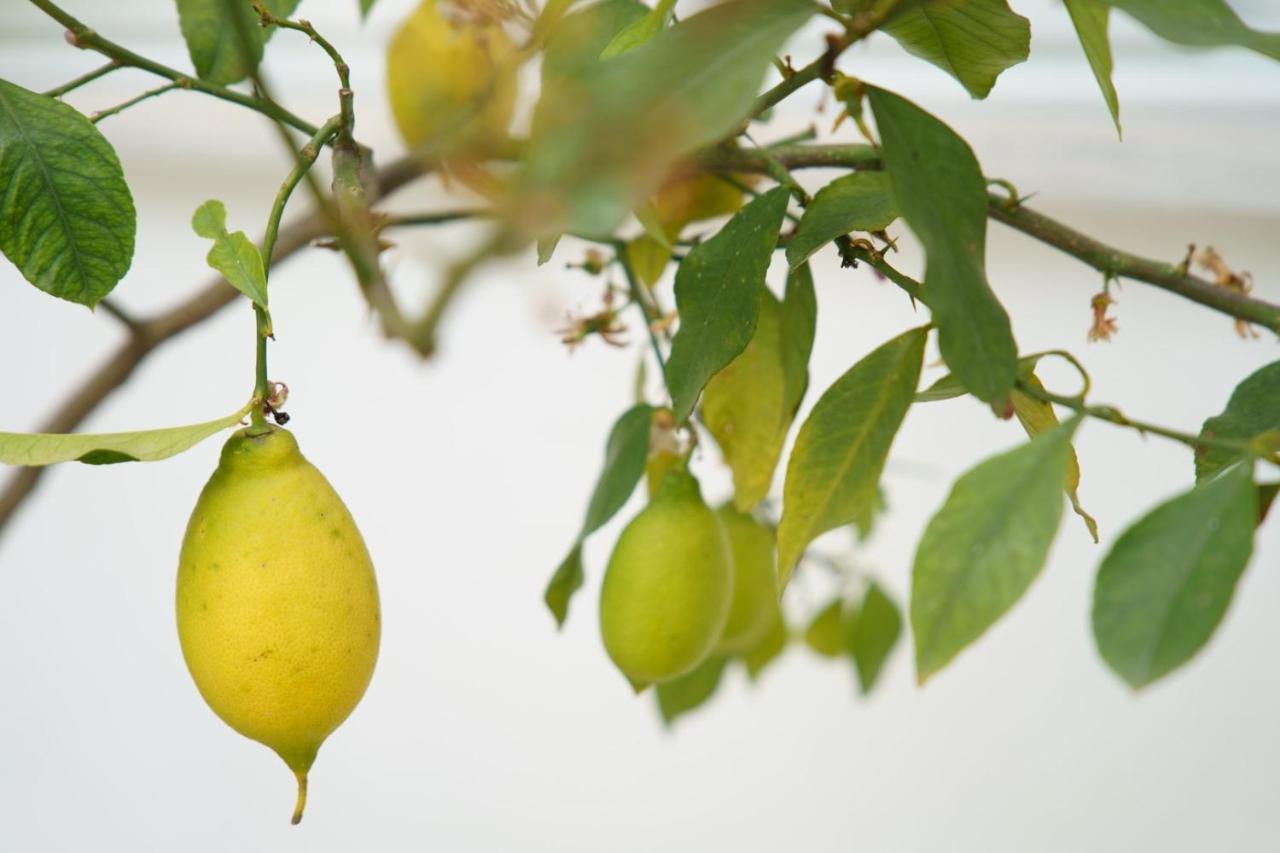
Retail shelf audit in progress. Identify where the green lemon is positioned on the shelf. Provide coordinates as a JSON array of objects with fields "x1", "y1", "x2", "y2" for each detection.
[
  {"x1": 714, "y1": 506, "x2": 780, "y2": 655},
  {"x1": 176, "y1": 426, "x2": 380, "y2": 824},
  {"x1": 600, "y1": 469, "x2": 732, "y2": 687}
]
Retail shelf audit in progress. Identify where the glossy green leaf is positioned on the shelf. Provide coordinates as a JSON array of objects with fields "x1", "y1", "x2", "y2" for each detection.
[
  {"x1": 191, "y1": 200, "x2": 268, "y2": 309},
  {"x1": 1065, "y1": 0, "x2": 1122, "y2": 137},
  {"x1": 804, "y1": 600, "x2": 845, "y2": 658},
  {"x1": 601, "y1": 0, "x2": 677, "y2": 59},
  {"x1": 868, "y1": 86, "x2": 1017, "y2": 405},
  {"x1": 786, "y1": 172, "x2": 897, "y2": 269},
  {"x1": 0, "y1": 406, "x2": 250, "y2": 467},
  {"x1": 702, "y1": 291, "x2": 789, "y2": 511},
  {"x1": 1012, "y1": 374, "x2": 1099, "y2": 543},
  {"x1": 911, "y1": 418, "x2": 1079, "y2": 683},
  {"x1": 1196, "y1": 360, "x2": 1280, "y2": 481},
  {"x1": 1093, "y1": 464, "x2": 1257, "y2": 688},
  {"x1": 545, "y1": 404, "x2": 654, "y2": 626},
  {"x1": 665, "y1": 187, "x2": 791, "y2": 423},
  {"x1": 1102, "y1": 0, "x2": 1280, "y2": 60},
  {"x1": 780, "y1": 263, "x2": 817, "y2": 419},
  {"x1": 882, "y1": 0, "x2": 1030, "y2": 99},
  {"x1": 777, "y1": 327, "x2": 927, "y2": 589},
  {"x1": 175, "y1": 0, "x2": 300, "y2": 85},
  {"x1": 655, "y1": 654, "x2": 727, "y2": 726},
  {"x1": 0, "y1": 78, "x2": 135, "y2": 308},
  {"x1": 845, "y1": 581, "x2": 902, "y2": 694},
  {"x1": 741, "y1": 609, "x2": 789, "y2": 680},
  {"x1": 523, "y1": 0, "x2": 813, "y2": 235}
]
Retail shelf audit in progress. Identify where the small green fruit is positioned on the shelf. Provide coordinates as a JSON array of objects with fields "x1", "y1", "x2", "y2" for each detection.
[
  {"x1": 600, "y1": 469, "x2": 732, "y2": 686},
  {"x1": 176, "y1": 426, "x2": 380, "y2": 824},
  {"x1": 714, "y1": 506, "x2": 780, "y2": 655}
]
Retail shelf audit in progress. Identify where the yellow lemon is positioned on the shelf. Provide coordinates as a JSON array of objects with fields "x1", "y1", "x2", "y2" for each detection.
[
  {"x1": 599, "y1": 469, "x2": 732, "y2": 687},
  {"x1": 714, "y1": 506, "x2": 780, "y2": 655},
  {"x1": 176, "y1": 426, "x2": 380, "y2": 824},
  {"x1": 386, "y1": 0, "x2": 516, "y2": 154}
]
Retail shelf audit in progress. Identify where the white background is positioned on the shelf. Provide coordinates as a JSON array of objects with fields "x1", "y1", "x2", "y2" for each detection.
[{"x1": 1, "y1": 1, "x2": 1278, "y2": 850}]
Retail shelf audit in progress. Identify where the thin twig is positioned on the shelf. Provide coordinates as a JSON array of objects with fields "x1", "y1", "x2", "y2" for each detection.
[
  {"x1": 90, "y1": 82, "x2": 178, "y2": 123},
  {"x1": 42, "y1": 60, "x2": 119, "y2": 97}
]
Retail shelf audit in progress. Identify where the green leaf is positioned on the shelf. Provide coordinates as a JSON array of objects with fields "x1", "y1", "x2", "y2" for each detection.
[
  {"x1": 0, "y1": 406, "x2": 250, "y2": 466},
  {"x1": 1093, "y1": 464, "x2": 1257, "y2": 689},
  {"x1": 600, "y1": 0, "x2": 677, "y2": 59},
  {"x1": 1196, "y1": 360, "x2": 1280, "y2": 482},
  {"x1": 1101, "y1": 0, "x2": 1280, "y2": 61},
  {"x1": 536, "y1": 233, "x2": 561, "y2": 266},
  {"x1": 882, "y1": 0, "x2": 1031, "y2": 99},
  {"x1": 523, "y1": 0, "x2": 814, "y2": 236},
  {"x1": 1064, "y1": 0, "x2": 1122, "y2": 138},
  {"x1": 544, "y1": 404, "x2": 654, "y2": 625},
  {"x1": 780, "y1": 263, "x2": 817, "y2": 419},
  {"x1": 740, "y1": 609, "x2": 789, "y2": 680},
  {"x1": 867, "y1": 86, "x2": 1017, "y2": 405},
  {"x1": 702, "y1": 291, "x2": 789, "y2": 511},
  {"x1": 786, "y1": 172, "x2": 897, "y2": 269},
  {"x1": 0, "y1": 78, "x2": 135, "y2": 308},
  {"x1": 191, "y1": 200, "x2": 268, "y2": 309},
  {"x1": 777, "y1": 326, "x2": 927, "y2": 589},
  {"x1": 911, "y1": 418, "x2": 1079, "y2": 683},
  {"x1": 844, "y1": 581, "x2": 902, "y2": 694},
  {"x1": 359, "y1": 0, "x2": 377, "y2": 20},
  {"x1": 1012, "y1": 374, "x2": 1099, "y2": 543},
  {"x1": 655, "y1": 654, "x2": 727, "y2": 726},
  {"x1": 175, "y1": 0, "x2": 301, "y2": 85},
  {"x1": 804, "y1": 599, "x2": 845, "y2": 658},
  {"x1": 665, "y1": 187, "x2": 791, "y2": 423}
]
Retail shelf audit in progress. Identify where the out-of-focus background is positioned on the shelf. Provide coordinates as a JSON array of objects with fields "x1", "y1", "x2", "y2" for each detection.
[{"x1": 1, "y1": 1, "x2": 1278, "y2": 850}]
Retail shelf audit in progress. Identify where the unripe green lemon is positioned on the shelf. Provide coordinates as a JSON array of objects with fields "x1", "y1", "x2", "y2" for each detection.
[
  {"x1": 176, "y1": 426, "x2": 380, "y2": 824},
  {"x1": 714, "y1": 506, "x2": 780, "y2": 655},
  {"x1": 599, "y1": 469, "x2": 732, "y2": 687},
  {"x1": 386, "y1": 0, "x2": 516, "y2": 153}
]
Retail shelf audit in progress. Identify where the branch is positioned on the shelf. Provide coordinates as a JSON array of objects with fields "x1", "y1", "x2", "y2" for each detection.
[
  {"x1": 0, "y1": 156, "x2": 430, "y2": 538},
  {"x1": 987, "y1": 198, "x2": 1280, "y2": 333}
]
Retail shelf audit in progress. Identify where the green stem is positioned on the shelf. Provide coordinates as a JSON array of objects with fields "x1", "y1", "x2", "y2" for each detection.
[
  {"x1": 27, "y1": 0, "x2": 321, "y2": 137},
  {"x1": 42, "y1": 60, "x2": 119, "y2": 97},
  {"x1": 614, "y1": 243, "x2": 669, "y2": 379},
  {"x1": 262, "y1": 116, "x2": 343, "y2": 267},
  {"x1": 90, "y1": 82, "x2": 178, "y2": 123}
]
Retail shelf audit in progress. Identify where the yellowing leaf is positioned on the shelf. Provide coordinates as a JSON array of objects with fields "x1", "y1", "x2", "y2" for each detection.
[
  {"x1": 804, "y1": 600, "x2": 845, "y2": 658},
  {"x1": 0, "y1": 406, "x2": 251, "y2": 466},
  {"x1": 1012, "y1": 374, "x2": 1099, "y2": 542}
]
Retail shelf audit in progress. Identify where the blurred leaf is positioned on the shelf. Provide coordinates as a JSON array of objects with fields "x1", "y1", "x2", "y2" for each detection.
[
  {"x1": 777, "y1": 327, "x2": 927, "y2": 589},
  {"x1": 741, "y1": 609, "x2": 789, "y2": 680},
  {"x1": 780, "y1": 263, "x2": 817, "y2": 419},
  {"x1": 601, "y1": 0, "x2": 677, "y2": 59},
  {"x1": 703, "y1": 291, "x2": 789, "y2": 511},
  {"x1": 1102, "y1": 0, "x2": 1280, "y2": 60},
  {"x1": 545, "y1": 404, "x2": 654, "y2": 625},
  {"x1": 1064, "y1": 0, "x2": 1122, "y2": 137},
  {"x1": 852, "y1": 486, "x2": 887, "y2": 542},
  {"x1": 665, "y1": 187, "x2": 791, "y2": 423},
  {"x1": 191, "y1": 200, "x2": 268, "y2": 309},
  {"x1": 867, "y1": 86, "x2": 1017, "y2": 405},
  {"x1": 634, "y1": 201, "x2": 672, "y2": 250},
  {"x1": 523, "y1": 0, "x2": 813, "y2": 236},
  {"x1": 786, "y1": 172, "x2": 897, "y2": 269},
  {"x1": 0, "y1": 78, "x2": 135, "y2": 308},
  {"x1": 655, "y1": 654, "x2": 727, "y2": 726},
  {"x1": 626, "y1": 235, "x2": 671, "y2": 287},
  {"x1": 804, "y1": 599, "x2": 845, "y2": 658},
  {"x1": 536, "y1": 234, "x2": 562, "y2": 266},
  {"x1": 1093, "y1": 464, "x2": 1257, "y2": 688},
  {"x1": 1196, "y1": 360, "x2": 1280, "y2": 481},
  {"x1": 844, "y1": 582, "x2": 902, "y2": 694},
  {"x1": 882, "y1": 0, "x2": 1030, "y2": 99},
  {"x1": 0, "y1": 406, "x2": 250, "y2": 466},
  {"x1": 1012, "y1": 374, "x2": 1099, "y2": 542},
  {"x1": 1259, "y1": 482, "x2": 1280, "y2": 525},
  {"x1": 175, "y1": 0, "x2": 300, "y2": 85},
  {"x1": 360, "y1": 0, "x2": 377, "y2": 19},
  {"x1": 911, "y1": 418, "x2": 1078, "y2": 683},
  {"x1": 655, "y1": 172, "x2": 746, "y2": 227}
]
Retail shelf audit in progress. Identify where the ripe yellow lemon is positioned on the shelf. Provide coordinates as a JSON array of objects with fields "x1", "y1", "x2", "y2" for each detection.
[
  {"x1": 599, "y1": 469, "x2": 732, "y2": 688},
  {"x1": 386, "y1": 0, "x2": 516, "y2": 154},
  {"x1": 176, "y1": 426, "x2": 380, "y2": 824},
  {"x1": 714, "y1": 506, "x2": 780, "y2": 655}
]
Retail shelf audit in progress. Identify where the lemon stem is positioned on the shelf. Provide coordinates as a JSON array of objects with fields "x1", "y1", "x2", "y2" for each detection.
[{"x1": 290, "y1": 770, "x2": 308, "y2": 825}]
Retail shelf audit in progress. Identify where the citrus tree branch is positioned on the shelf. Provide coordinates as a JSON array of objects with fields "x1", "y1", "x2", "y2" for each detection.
[
  {"x1": 26, "y1": 0, "x2": 322, "y2": 137},
  {"x1": 0, "y1": 156, "x2": 430, "y2": 538}
]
